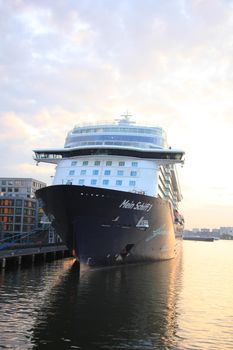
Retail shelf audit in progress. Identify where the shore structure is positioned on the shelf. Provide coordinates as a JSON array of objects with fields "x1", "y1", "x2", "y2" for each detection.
[{"x1": 0, "y1": 178, "x2": 46, "y2": 244}]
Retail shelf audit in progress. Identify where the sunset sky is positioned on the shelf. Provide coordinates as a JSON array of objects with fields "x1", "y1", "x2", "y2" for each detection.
[{"x1": 0, "y1": 0, "x2": 232, "y2": 229}]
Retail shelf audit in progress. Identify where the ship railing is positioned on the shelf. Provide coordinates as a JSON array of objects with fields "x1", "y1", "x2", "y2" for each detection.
[{"x1": 73, "y1": 119, "x2": 162, "y2": 129}]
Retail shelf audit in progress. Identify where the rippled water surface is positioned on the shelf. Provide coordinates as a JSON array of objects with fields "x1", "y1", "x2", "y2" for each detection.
[{"x1": 0, "y1": 240, "x2": 233, "y2": 349}]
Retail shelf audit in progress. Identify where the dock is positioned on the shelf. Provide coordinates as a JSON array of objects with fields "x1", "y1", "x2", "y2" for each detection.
[
  {"x1": 0, "y1": 243, "x2": 70, "y2": 269},
  {"x1": 183, "y1": 236, "x2": 215, "y2": 242}
]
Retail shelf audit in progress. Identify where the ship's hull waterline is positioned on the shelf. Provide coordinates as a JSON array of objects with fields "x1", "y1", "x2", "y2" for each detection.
[{"x1": 36, "y1": 185, "x2": 182, "y2": 267}]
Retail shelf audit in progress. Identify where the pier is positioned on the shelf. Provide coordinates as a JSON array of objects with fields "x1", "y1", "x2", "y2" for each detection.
[{"x1": 0, "y1": 243, "x2": 70, "y2": 269}]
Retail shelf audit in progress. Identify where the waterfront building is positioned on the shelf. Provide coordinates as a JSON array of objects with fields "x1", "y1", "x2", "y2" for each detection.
[
  {"x1": 184, "y1": 227, "x2": 233, "y2": 240},
  {"x1": 0, "y1": 177, "x2": 45, "y2": 198},
  {"x1": 0, "y1": 178, "x2": 46, "y2": 243},
  {"x1": 212, "y1": 228, "x2": 220, "y2": 236},
  {"x1": 220, "y1": 227, "x2": 233, "y2": 236},
  {"x1": 192, "y1": 228, "x2": 200, "y2": 233}
]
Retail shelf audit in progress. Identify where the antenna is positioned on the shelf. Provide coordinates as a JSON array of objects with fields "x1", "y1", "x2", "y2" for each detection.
[
  {"x1": 115, "y1": 111, "x2": 135, "y2": 125},
  {"x1": 120, "y1": 110, "x2": 132, "y2": 119}
]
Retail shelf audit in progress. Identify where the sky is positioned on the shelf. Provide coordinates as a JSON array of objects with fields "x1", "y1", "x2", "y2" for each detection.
[{"x1": 0, "y1": 0, "x2": 232, "y2": 229}]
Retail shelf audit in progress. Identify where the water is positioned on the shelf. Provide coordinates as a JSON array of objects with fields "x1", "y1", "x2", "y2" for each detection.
[{"x1": 0, "y1": 240, "x2": 233, "y2": 350}]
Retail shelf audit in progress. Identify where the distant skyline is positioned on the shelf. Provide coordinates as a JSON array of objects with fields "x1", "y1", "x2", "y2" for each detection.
[{"x1": 0, "y1": 0, "x2": 232, "y2": 229}]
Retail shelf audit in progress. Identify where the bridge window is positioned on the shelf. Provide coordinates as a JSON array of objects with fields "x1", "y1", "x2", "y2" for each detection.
[
  {"x1": 103, "y1": 179, "x2": 109, "y2": 185},
  {"x1": 92, "y1": 170, "x2": 99, "y2": 175},
  {"x1": 130, "y1": 171, "x2": 137, "y2": 176},
  {"x1": 104, "y1": 170, "x2": 111, "y2": 176},
  {"x1": 71, "y1": 161, "x2": 77, "y2": 166},
  {"x1": 129, "y1": 180, "x2": 136, "y2": 187},
  {"x1": 82, "y1": 161, "x2": 88, "y2": 166},
  {"x1": 69, "y1": 170, "x2": 75, "y2": 176},
  {"x1": 94, "y1": 160, "x2": 101, "y2": 166},
  {"x1": 132, "y1": 161, "x2": 138, "y2": 167},
  {"x1": 78, "y1": 179, "x2": 85, "y2": 185},
  {"x1": 106, "y1": 161, "x2": 112, "y2": 166},
  {"x1": 91, "y1": 179, "x2": 97, "y2": 185},
  {"x1": 117, "y1": 170, "x2": 124, "y2": 176},
  {"x1": 119, "y1": 161, "x2": 125, "y2": 166},
  {"x1": 80, "y1": 170, "x2": 86, "y2": 175}
]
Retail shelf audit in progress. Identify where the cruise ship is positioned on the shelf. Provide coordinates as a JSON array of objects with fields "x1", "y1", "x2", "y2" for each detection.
[{"x1": 34, "y1": 115, "x2": 185, "y2": 267}]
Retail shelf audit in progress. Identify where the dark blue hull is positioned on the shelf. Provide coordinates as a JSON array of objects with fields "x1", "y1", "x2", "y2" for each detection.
[{"x1": 36, "y1": 185, "x2": 182, "y2": 267}]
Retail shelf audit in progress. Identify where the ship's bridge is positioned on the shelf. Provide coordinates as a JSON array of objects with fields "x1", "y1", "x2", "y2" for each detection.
[
  {"x1": 64, "y1": 119, "x2": 167, "y2": 150},
  {"x1": 33, "y1": 147, "x2": 184, "y2": 165}
]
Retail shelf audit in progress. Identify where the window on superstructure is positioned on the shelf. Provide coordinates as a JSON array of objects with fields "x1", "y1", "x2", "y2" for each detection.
[
  {"x1": 92, "y1": 170, "x2": 99, "y2": 176},
  {"x1": 132, "y1": 162, "x2": 138, "y2": 167},
  {"x1": 82, "y1": 161, "x2": 88, "y2": 166},
  {"x1": 69, "y1": 170, "x2": 75, "y2": 176},
  {"x1": 94, "y1": 161, "x2": 101, "y2": 166},
  {"x1": 117, "y1": 170, "x2": 124, "y2": 176},
  {"x1": 129, "y1": 180, "x2": 136, "y2": 187},
  {"x1": 106, "y1": 161, "x2": 112, "y2": 166},
  {"x1": 119, "y1": 161, "x2": 125, "y2": 166},
  {"x1": 116, "y1": 180, "x2": 122, "y2": 186},
  {"x1": 80, "y1": 170, "x2": 86, "y2": 175},
  {"x1": 104, "y1": 170, "x2": 111, "y2": 176},
  {"x1": 78, "y1": 179, "x2": 85, "y2": 185},
  {"x1": 130, "y1": 171, "x2": 137, "y2": 177},
  {"x1": 71, "y1": 161, "x2": 77, "y2": 166},
  {"x1": 91, "y1": 179, "x2": 97, "y2": 185},
  {"x1": 103, "y1": 179, "x2": 109, "y2": 185}
]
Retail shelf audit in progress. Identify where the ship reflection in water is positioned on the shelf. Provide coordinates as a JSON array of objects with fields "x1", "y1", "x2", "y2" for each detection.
[
  {"x1": 0, "y1": 255, "x2": 182, "y2": 350},
  {"x1": 1, "y1": 241, "x2": 233, "y2": 349},
  {"x1": 31, "y1": 256, "x2": 182, "y2": 350}
]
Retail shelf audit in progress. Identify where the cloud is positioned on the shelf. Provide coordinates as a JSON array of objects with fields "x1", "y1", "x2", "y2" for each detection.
[{"x1": 0, "y1": 0, "x2": 233, "y2": 228}]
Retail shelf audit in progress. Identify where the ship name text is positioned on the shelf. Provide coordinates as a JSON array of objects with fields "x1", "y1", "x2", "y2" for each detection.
[{"x1": 119, "y1": 199, "x2": 153, "y2": 212}]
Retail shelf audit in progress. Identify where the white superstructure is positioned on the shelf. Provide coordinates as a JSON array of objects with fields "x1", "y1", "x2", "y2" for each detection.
[
  {"x1": 53, "y1": 156, "x2": 157, "y2": 195},
  {"x1": 34, "y1": 116, "x2": 184, "y2": 210}
]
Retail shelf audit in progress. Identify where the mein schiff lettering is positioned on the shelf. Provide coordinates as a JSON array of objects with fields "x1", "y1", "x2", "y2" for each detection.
[{"x1": 119, "y1": 199, "x2": 153, "y2": 212}]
